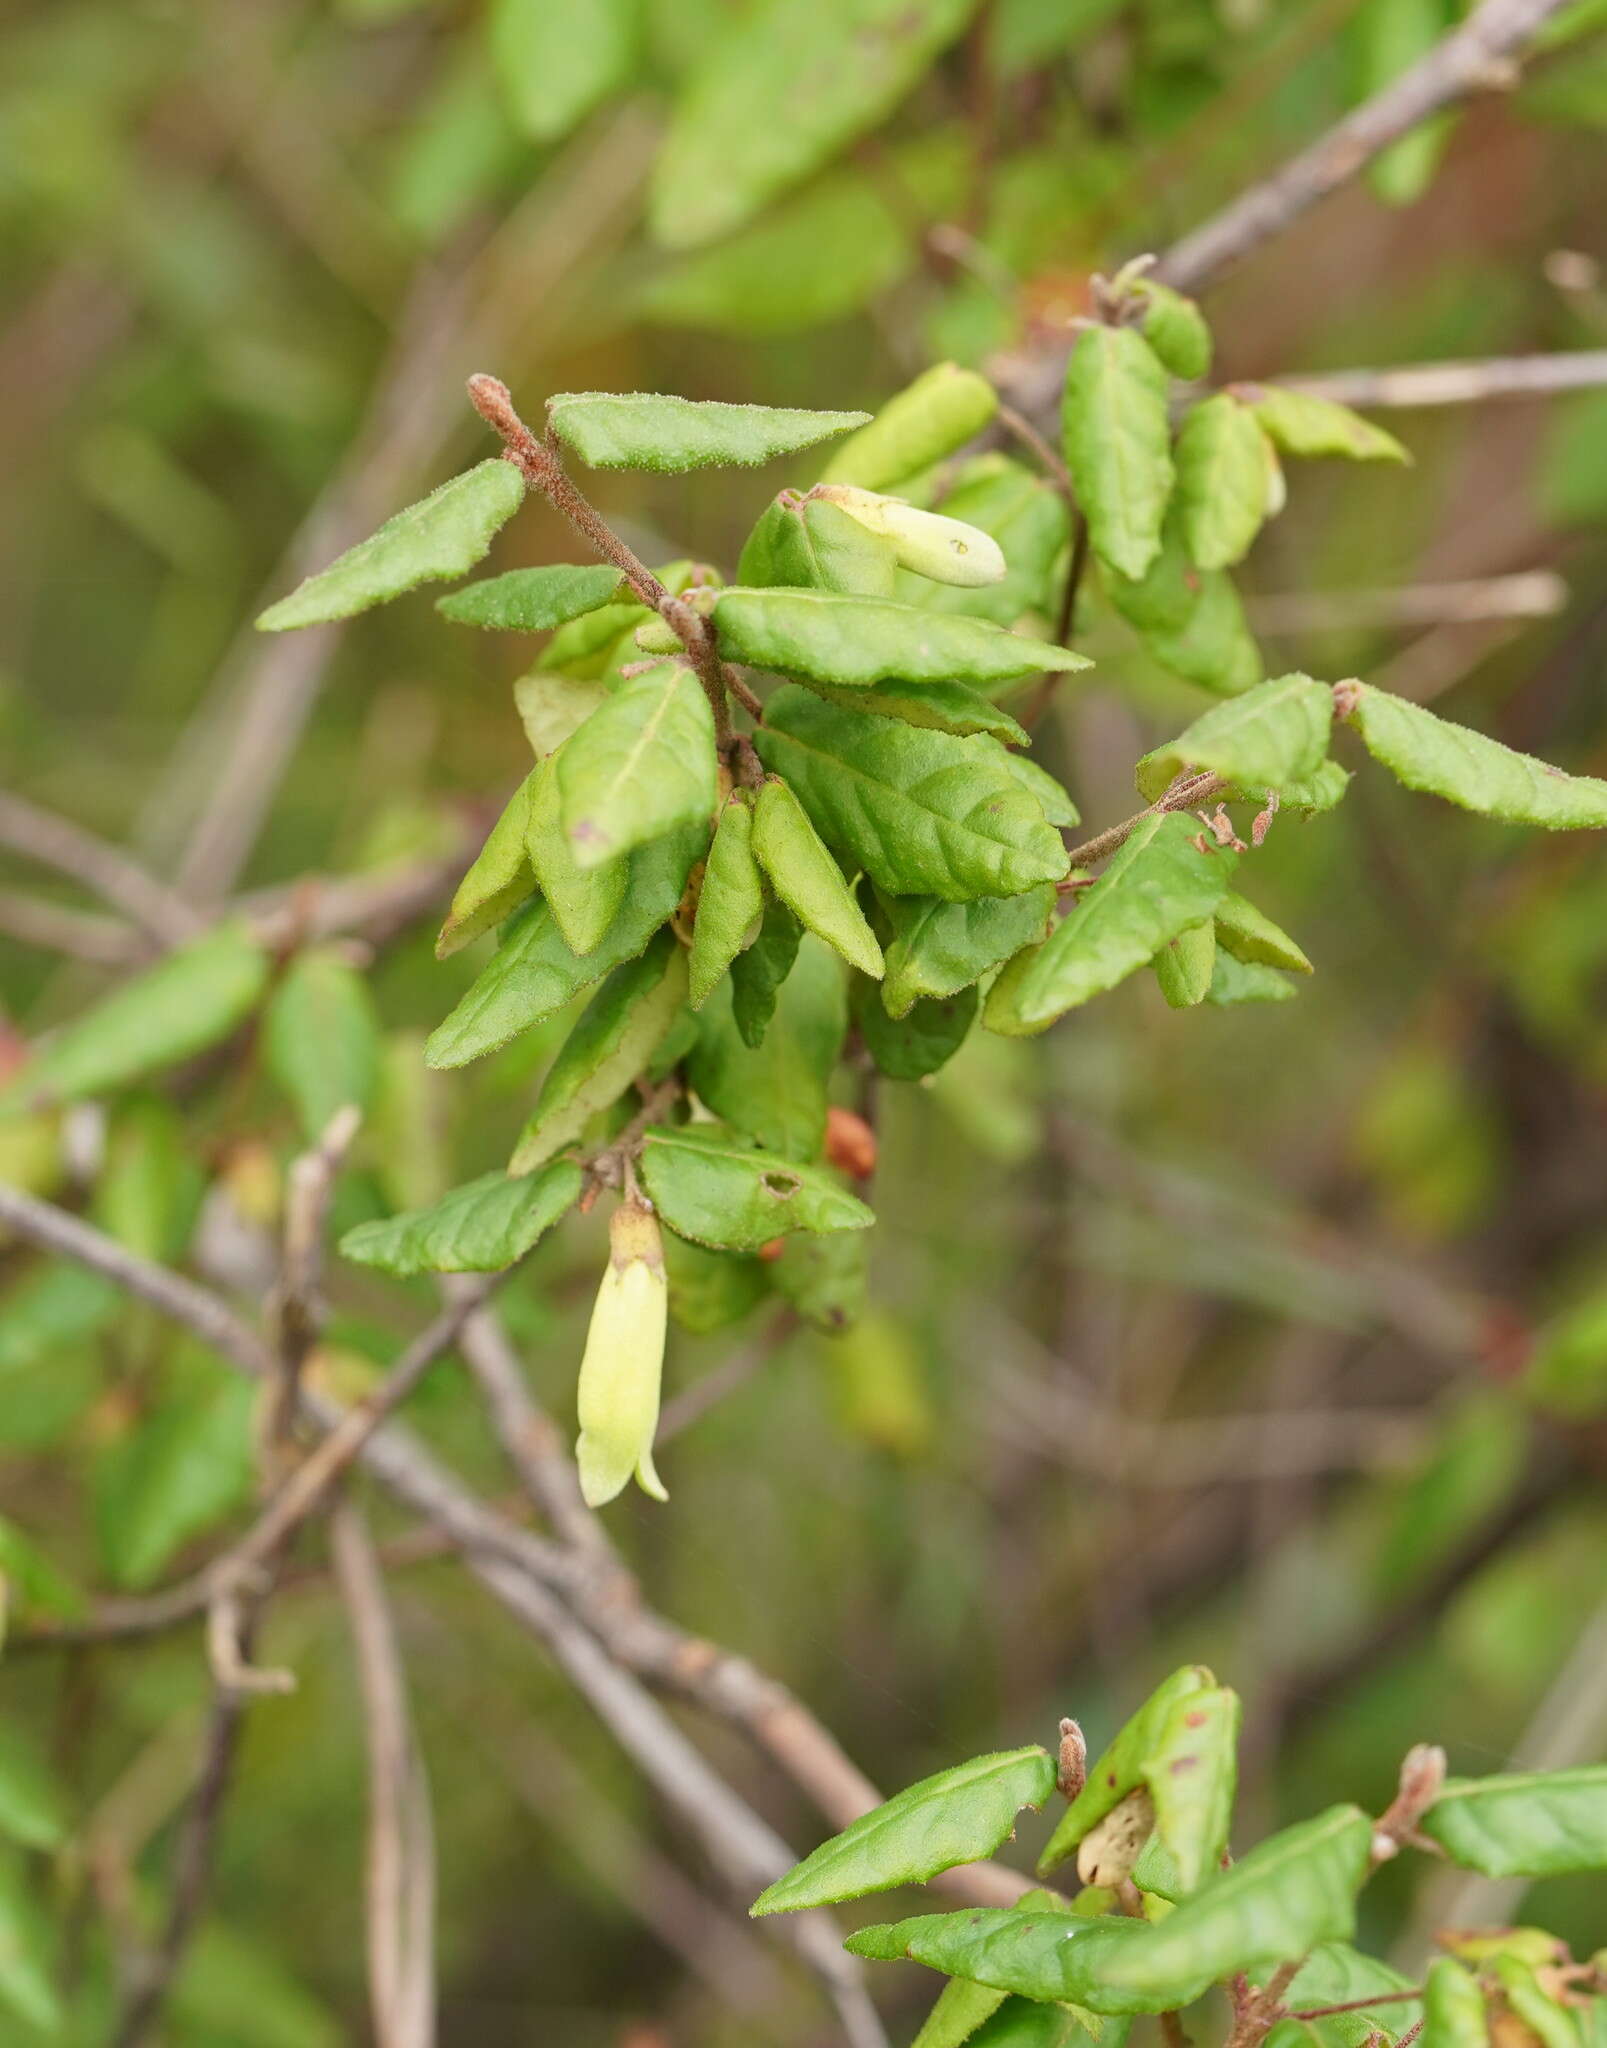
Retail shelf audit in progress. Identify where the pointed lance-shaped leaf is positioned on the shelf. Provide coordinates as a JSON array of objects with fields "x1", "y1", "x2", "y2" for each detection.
[
  {"x1": 820, "y1": 361, "x2": 1000, "y2": 492},
  {"x1": 257, "y1": 461, "x2": 526, "y2": 629},
  {"x1": 752, "y1": 777, "x2": 884, "y2": 978},
  {"x1": 1214, "y1": 893, "x2": 1313, "y2": 975},
  {"x1": 1039, "y1": 1667, "x2": 1214, "y2": 1875},
  {"x1": 525, "y1": 750, "x2": 629, "y2": 957},
  {"x1": 557, "y1": 658, "x2": 718, "y2": 868},
  {"x1": 545, "y1": 391, "x2": 870, "y2": 472},
  {"x1": 437, "y1": 772, "x2": 539, "y2": 959},
  {"x1": 1345, "y1": 684, "x2": 1607, "y2": 830},
  {"x1": 1239, "y1": 384, "x2": 1408, "y2": 465},
  {"x1": 340, "y1": 1158, "x2": 581, "y2": 1276},
  {"x1": 689, "y1": 794, "x2": 765, "y2": 1009},
  {"x1": 1418, "y1": 1766, "x2": 1607, "y2": 1876},
  {"x1": 1062, "y1": 324, "x2": 1174, "y2": 581},
  {"x1": 1175, "y1": 394, "x2": 1271, "y2": 571},
  {"x1": 437, "y1": 562, "x2": 623, "y2": 632}
]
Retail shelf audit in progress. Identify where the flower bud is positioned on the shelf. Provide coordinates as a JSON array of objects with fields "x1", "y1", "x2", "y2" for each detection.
[
  {"x1": 576, "y1": 1199, "x2": 669, "y2": 1508},
  {"x1": 811, "y1": 484, "x2": 1006, "y2": 589}
]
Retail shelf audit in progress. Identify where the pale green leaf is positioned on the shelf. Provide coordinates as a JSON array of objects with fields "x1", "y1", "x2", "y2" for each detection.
[
  {"x1": 1145, "y1": 1684, "x2": 1240, "y2": 1892},
  {"x1": 1062, "y1": 325, "x2": 1174, "y2": 580},
  {"x1": 1347, "y1": 684, "x2": 1607, "y2": 828},
  {"x1": 882, "y1": 888, "x2": 1055, "y2": 1018},
  {"x1": 1103, "y1": 521, "x2": 1261, "y2": 697},
  {"x1": 1175, "y1": 395, "x2": 1270, "y2": 571},
  {"x1": 823, "y1": 361, "x2": 1000, "y2": 490},
  {"x1": 1242, "y1": 385, "x2": 1408, "y2": 465},
  {"x1": 751, "y1": 1746, "x2": 1056, "y2": 1915},
  {"x1": 1208, "y1": 952, "x2": 1298, "y2": 1005},
  {"x1": 1039, "y1": 1667, "x2": 1213, "y2": 1874},
  {"x1": 1419, "y1": 1959, "x2": 1491, "y2": 2048},
  {"x1": 752, "y1": 777, "x2": 884, "y2": 977},
  {"x1": 990, "y1": 748, "x2": 1080, "y2": 828},
  {"x1": 509, "y1": 935, "x2": 688, "y2": 1172},
  {"x1": 437, "y1": 563, "x2": 622, "y2": 632},
  {"x1": 754, "y1": 687, "x2": 1071, "y2": 901},
  {"x1": 436, "y1": 773, "x2": 538, "y2": 958},
  {"x1": 262, "y1": 947, "x2": 381, "y2": 1142},
  {"x1": 1496, "y1": 1959, "x2": 1583, "y2": 2048},
  {"x1": 914, "y1": 1974, "x2": 1011, "y2": 2048},
  {"x1": 738, "y1": 492, "x2": 900, "y2": 595},
  {"x1": 4, "y1": 922, "x2": 269, "y2": 1111},
  {"x1": 558, "y1": 658, "x2": 717, "y2": 866},
  {"x1": 649, "y1": 0, "x2": 976, "y2": 249},
  {"x1": 640, "y1": 1122, "x2": 872, "y2": 1252},
  {"x1": 546, "y1": 391, "x2": 869, "y2": 472},
  {"x1": 714, "y1": 587, "x2": 1087, "y2": 690},
  {"x1": 257, "y1": 461, "x2": 526, "y2": 629},
  {"x1": 691, "y1": 935, "x2": 844, "y2": 1158},
  {"x1": 525, "y1": 750, "x2": 629, "y2": 955},
  {"x1": 1003, "y1": 817, "x2": 1236, "y2": 1034},
  {"x1": 340, "y1": 1157, "x2": 581, "y2": 1275},
  {"x1": 1137, "y1": 673, "x2": 1333, "y2": 801},
  {"x1": 690, "y1": 795, "x2": 765, "y2": 1008},
  {"x1": 1153, "y1": 921, "x2": 1216, "y2": 1009},
  {"x1": 425, "y1": 826, "x2": 701, "y2": 1068},
  {"x1": 487, "y1": 0, "x2": 636, "y2": 142},
  {"x1": 513, "y1": 672, "x2": 611, "y2": 757},
  {"x1": 0, "y1": 1719, "x2": 68, "y2": 1851},
  {"x1": 1420, "y1": 1766, "x2": 1607, "y2": 1875},
  {"x1": 1095, "y1": 1806, "x2": 1373, "y2": 1992},
  {"x1": 805, "y1": 676, "x2": 1032, "y2": 742},
  {"x1": 1214, "y1": 893, "x2": 1312, "y2": 974},
  {"x1": 1131, "y1": 280, "x2": 1212, "y2": 383}
]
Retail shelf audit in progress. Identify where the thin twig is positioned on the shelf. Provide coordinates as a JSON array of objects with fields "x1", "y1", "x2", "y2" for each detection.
[
  {"x1": 0, "y1": 789, "x2": 203, "y2": 945},
  {"x1": 1275, "y1": 349, "x2": 1607, "y2": 410},
  {"x1": 1250, "y1": 572, "x2": 1568, "y2": 636},
  {"x1": 0, "y1": 887, "x2": 146, "y2": 965},
  {"x1": 1062, "y1": 772, "x2": 1227, "y2": 870},
  {"x1": 262, "y1": 1104, "x2": 363, "y2": 1468}
]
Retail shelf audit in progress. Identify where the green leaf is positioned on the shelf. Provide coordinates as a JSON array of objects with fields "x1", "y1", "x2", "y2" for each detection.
[
  {"x1": 1130, "y1": 280, "x2": 1212, "y2": 383},
  {"x1": 487, "y1": 0, "x2": 636, "y2": 142},
  {"x1": 1175, "y1": 395, "x2": 1270, "y2": 571},
  {"x1": 913, "y1": 1975, "x2": 1012, "y2": 2048},
  {"x1": 640, "y1": 1123, "x2": 871, "y2": 1253},
  {"x1": 262, "y1": 947, "x2": 381, "y2": 1143},
  {"x1": 1241, "y1": 385, "x2": 1408, "y2": 465},
  {"x1": 1419, "y1": 1766, "x2": 1607, "y2": 1875},
  {"x1": 1145, "y1": 1685, "x2": 1240, "y2": 1892},
  {"x1": 883, "y1": 888, "x2": 1055, "y2": 1017},
  {"x1": 437, "y1": 563, "x2": 623, "y2": 632},
  {"x1": 1103, "y1": 522, "x2": 1261, "y2": 698},
  {"x1": 437, "y1": 773, "x2": 539, "y2": 958},
  {"x1": 514, "y1": 672, "x2": 611, "y2": 756},
  {"x1": 0, "y1": 1265, "x2": 117, "y2": 1378},
  {"x1": 1000, "y1": 816, "x2": 1236, "y2": 1034},
  {"x1": 525, "y1": 750, "x2": 629, "y2": 956},
  {"x1": 1208, "y1": 952, "x2": 1297, "y2": 1006},
  {"x1": 808, "y1": 676, "x2": 1031, "y2": 743},
  {"x1": 256, "y1": 461, "x2": 526, "y2": 629},
  {"x1": 754, "y1": 687, "x2": 1071, "y2": 901},
  {"x1": 97, "y1": 1377, "x2": 255, "y2": 1589},
  {"x1": 738, "y1": 492, "x2": 900, "y2": 596},
  {"x1": 1137, "y1": 673, "x2": 1333, "y2": 801},
  {"x1": 1266, "y1": 1946, "x2": 1420, "y2": 2048},
  {"x1": 1062, "y1": 325, "x2": 1174, "y2": 581},
  {"x1": 751, "y1": 1745, "x2": 1056, "y2": 1916},
  {"x1": 0, "y1": 1849, "x2": 60, "y2": 2033},
  {"x1": 425, "y1": 826, "x2": 701, "y2": 1068},
  {"x1": 691, "y1": 935, "x2": 845, "y2": 1159},
  {"x1": 545, "y1": 391, "x2": 869, "y2": 472},
  {"x1": 823, "y1": 361, "x2": 1001, "y2": 491},
  {"x1": 1039, "y1": 1667, "x2": 1213, "y2": 1874},
  {"x1": 662, "y1": 1234, "x2": 768, "y2": 1334},
  {"x1": 1346, "y1": 684, "x2": 1607, "y2": 828},
  {"x1": 730, "y1": 900, "x2": 804, "y2": 1048},
  {"x1": 1496, "y1": 1959, "x2": 1582, "y2": 2048},
  {"x1": 1222, "y1": 760, "x2": 1351, "y2": 815},
  {"x1": 509, "y1": 935, "x2": 688, "y2": 1172},
  {"x1": 714, "y1": 587, "x2": 1088, "y2": 691},
  {"x1": 649, "y1": 0, "x2": 976, "y2": 248},
  {"x1": 853, "y1": 974, "x2": 976, "y2": 1080},
  {"x1": 769, "y1": 1228, "x2": 870, "y2": 1331},
  {"x1": 4, "y1": 922, "x2": 269, "y2": 1112},
  {"x1": 900, "y1": 455, "x2": 1071, "y2": 627},
  {"x1": 557, "y1": 658, "x2": 717, "y2": 866},
  {"x1": 1153, "y1": 921, "x2": 1216, "y2": 1009},
  {"x1": 340, "y1": 1157, "x2": 581, "y2": 1275},
  {"x1": 0, "y1": 1718, "x2": 68, "y2": 1851},
  {"x1": 752, "y1": 778, "x2": 884, "y2": 977},
  {"x1": 1214, "y1": 893, "x2": 1313, "y2": 975},
  {"x1": 690, "y1": 795, "x2": 765, "y2": 1008},
  {"x1": 991, "y1": 748, "x2": 1080, "y2": 829},
  {"x1": 1093, "y1": 1805, "x2": 1373, "y2": 1993},
  {"x1": 1418, "y1": 1958, "x2": 1489, "y2": 2048}
]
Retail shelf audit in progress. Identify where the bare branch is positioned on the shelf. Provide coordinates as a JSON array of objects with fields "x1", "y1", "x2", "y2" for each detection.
[
  {"x1": 1275, "y1": 349, "x2": 1607, "y2": 410},
  {"x1": 1250, "y1": 571, "x2": 1568, "y2": 637},
  {"x1": 1062, "y1": 772, "x2": 1227, "y2": 871},
  {"x1": 0, "y1": 788, "x2": 203, "y2": 945},
  {"x1": 0, "y1": 887, "x2": 146, "y2": 965}
]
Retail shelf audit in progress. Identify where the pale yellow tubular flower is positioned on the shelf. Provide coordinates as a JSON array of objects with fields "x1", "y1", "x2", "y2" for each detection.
[
  {"x1": 575, "y1": 1197, "x2": 670, "y2": 1508},
  {"x1": 811, "y1": 483, "x2": 1007, "y2": 589}
]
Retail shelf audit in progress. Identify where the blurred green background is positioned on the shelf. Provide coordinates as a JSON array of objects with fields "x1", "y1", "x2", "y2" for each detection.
[{"x1": 2, "y1": 0, "x2": 1605, "y2": 2042}]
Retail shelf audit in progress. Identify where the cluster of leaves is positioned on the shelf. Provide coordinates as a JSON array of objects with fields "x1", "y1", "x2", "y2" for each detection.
[{"x1": 752, "y1": 1664, "x2": 1607, "y2": 2048}]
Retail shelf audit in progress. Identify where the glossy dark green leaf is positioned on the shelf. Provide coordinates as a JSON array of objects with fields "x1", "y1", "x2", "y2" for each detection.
[
  {"x1": 730, "y1": 900, "x2": 804, "y2": 1048},
  {"x1": 751, "y1": 1745, "x2": 1056, "y2": 1915},
  {"x1": 4, "y1": 922, "x2": 269, "y2": 1111},
  {"x1": 1000, "y1": 817, "x2": 1236, "y2": 1033},
  {"x1": 257, "y1": 461, "x2": 526, "y2": 629},
  {"x1": 1093, "y1": 1805, "x2": 1373, "y2": 1993},
  {"x1": 263, "y1": 946, "x2": 382, "y2": 1142},
  {"x1": 714, "y1": 587, "x2": 1089, "y2": 691},
  {"x1": 882, "y1": 888, "x2": 1055, "y2": 1018},
  {"x1": 525, "y1": 750, "x2": 629, "y2": 956},
  {"x1": 1214, "y1": 893, "x2": 1313, "y2": 975},
  {"x1": 1175, "y1": 395, "x2": 1270, "y2": 571},
  {"x1": 1136, "y1": 673, "x2": 1333, "y2": 801},
  {"x1": 340, "y1": 1157, "x2": 581, "y2": 1275},
  {"x1": 557, "y1": 658, "x2": 717, "y2": 866},
  {"x1": 1347, "y1": 684, "x2": 1607, "y2": 828},
  {"x1": 650, "y1": 0, "x2": 976, "y2": 248},
  {"x1": 1152, "y1": 921, "x2": 1216, "y2": 1009},
  {"x1": 437, "y1": 562, "x2": 623, "y2": 632},
  {"x1": 853, "y1": 973, "x2": 976, "y2": 1080},
  {"x1": 640, "y1": 1123, "x2": 872, "y2": 1252},
  {"x1": 1241, "y1": 385, "x2": 1408, "y2": 465},
  {"x1": 738, "y1": 492, "x2": 900, "y2": 596},
  {"x1": 1420, "y1": 1767, "x2": 1607, "y2": 1875},
  {"x1": 807, "y1": 676, "x2": 1031, "y2": 743},
  {"x1": 437, "y1": 772, "x2": 539, "y2": 958},
  {"x1": 691, "y1": 934, "x2": 844, "y2": 1158},
  {"x1": 509, "y1": 935, "x2": 687, "y2": 1172},
  {"x1": 822, "y1": 361, "x2": 1000, "y2": 491},
  {"x1": 689, "y1": 795, "x2": 765, "y2": 1008},
  {"x1": 1040, "y1": 1667, "x2": 1213, "y2": 1873},
  {"x1": 487, "y1": 0, "x2": 636, "y2": 142},
  {"x1": 753, "y1": 777, "x2": 884, "y2": 977},
  {"x1": 425, "y1": 826, "x2": 701, "y2": 1068},
  {"x1": 755, "y1": 687, "x2": 1070, "y2": 902},
  {"x1": 1062, "y1": 325, "x2": 1174, "y2": 580},
  {"x1": 546, "y1": 391, "x2": 869, "y2": 471}
]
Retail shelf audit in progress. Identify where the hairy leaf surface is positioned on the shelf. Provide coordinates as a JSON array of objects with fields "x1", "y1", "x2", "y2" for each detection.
[
  {"x1": 1419, "y1": 1767, "x2": 1607, "y2": 1875},
  {"x1": 753, "y1": 777, "x2": 884, "y2": 977},
  {"x1": 340, "y1": 1158, "x2": 581, "y2": 1275},
  {"x1": 1348, "y1": 685, "x2": 1607, "y2": 828},
  {"x1": 1062, "y1": 326, "x2": 1174, "y2": 580},
  {"x1": 437, "y1": 563, "x2": 622, "y2": 632},
  {"x1": 557, "y1": 659, "x2": 717, "y2": 865},
  {"x1": 1137, "y1": 674, "x2": 1333, "y2": 800},
  {"x1": 713, "y1": 587, "x2": 1089, "y2": 689},
  {"x1": 689, "y1": 796, "x2": 765, "y2": 1008},
  {"x1": 546, "y1": 391, "x2": 869, "y2": 470}
]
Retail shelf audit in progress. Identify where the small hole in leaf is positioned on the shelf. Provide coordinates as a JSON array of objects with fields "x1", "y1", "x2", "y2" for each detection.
[{"x1": 761, "y1": 1171, "x2": 800, "y2": 1200}]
